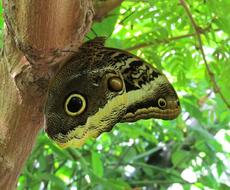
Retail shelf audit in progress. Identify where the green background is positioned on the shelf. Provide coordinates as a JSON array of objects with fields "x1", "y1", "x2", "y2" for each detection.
[{"x1": 1, "y1": 0, "x2": 230, "y2": 190}]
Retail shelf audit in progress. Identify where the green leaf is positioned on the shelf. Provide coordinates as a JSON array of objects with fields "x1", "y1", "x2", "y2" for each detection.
[
  {"x1": 103, "y1": 179, "x2": 131, "y2": 190},
  {"x1": 35, "y1": 173, "x2": 67, "y2": 190},
  {"x1": 171, "y1": 150, "x2": 191, "y2": 169},
  {"x1": 91, "y1": 151, "x2": 104, "y2": 177}
]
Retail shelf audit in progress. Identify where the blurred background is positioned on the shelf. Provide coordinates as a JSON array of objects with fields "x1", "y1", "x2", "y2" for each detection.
[{"x1": 0, "y1": 0, "x2": 228, "y2": 190}]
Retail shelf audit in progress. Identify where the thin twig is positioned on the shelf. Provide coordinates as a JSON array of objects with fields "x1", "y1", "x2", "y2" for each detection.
[
  {"x1": 126, "y1": 28, "x2": 220, "y2": 51},
  {"x1": 179, "y1": 0, "x2": 230, "y2": 109}
]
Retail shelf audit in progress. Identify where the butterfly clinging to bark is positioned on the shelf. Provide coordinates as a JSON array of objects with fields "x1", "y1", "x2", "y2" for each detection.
[{"x1": 44, "y1": 37, "x2": 181, "y2": 148}]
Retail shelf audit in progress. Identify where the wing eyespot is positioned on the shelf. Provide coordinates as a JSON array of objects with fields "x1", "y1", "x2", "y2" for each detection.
[
  {"x1": 158, "y1": 98, "x2": 167, "y2": 108},
  {"x1": 64, "y1": 94, "x2": 86, "y2": 116},
  {"x1": 108, "y1": 76, "x2": 123, "y2": 92}
]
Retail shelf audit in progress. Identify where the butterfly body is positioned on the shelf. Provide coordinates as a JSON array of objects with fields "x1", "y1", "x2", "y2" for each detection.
[{"x1": 44, "y1": 37, "x2": 180, "y2": 148}]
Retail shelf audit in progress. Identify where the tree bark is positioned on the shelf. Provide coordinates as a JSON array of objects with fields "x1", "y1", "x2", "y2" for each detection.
[
  {"x1": 0, "y1": 1, "x2": 94, "y2": 189},
  {"x1": 94, "y1": 0, "x2": 125, "y2": 21}
]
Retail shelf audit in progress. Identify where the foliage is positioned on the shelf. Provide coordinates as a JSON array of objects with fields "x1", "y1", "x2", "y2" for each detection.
[{"x1": 1, "y1": 0, "x2": 230, "y2": 189}]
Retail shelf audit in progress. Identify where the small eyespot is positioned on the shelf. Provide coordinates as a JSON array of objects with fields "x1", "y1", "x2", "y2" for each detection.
[
  {"x1": 64, "y1": 94, "x2": 86, "y2": 116},
  {"x1": 158, "y1": 98, "x2": 167, "y2": 108},
  {"x1": 108, "y1": 77, "x2": 123, "y2": 92}
]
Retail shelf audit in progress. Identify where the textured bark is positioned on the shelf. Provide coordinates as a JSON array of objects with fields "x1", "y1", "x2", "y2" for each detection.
[
  {"x1": 94, "y1": 0, "x2": 125, "y2": 21},
  {"x1": 3, "y1": 0, "x2": 94, "y2": 65},
  {"x1": 0, "y1": 1, "x2": 94, "y2": 189}
]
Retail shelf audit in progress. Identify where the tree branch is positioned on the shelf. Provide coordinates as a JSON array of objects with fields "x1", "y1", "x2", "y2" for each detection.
[
  {"x1": 94, "y1": 0, "x2": 124, "y2": 21},
  {"x1": 179, "y1": 0, "x2": 230, "y2": 109}
]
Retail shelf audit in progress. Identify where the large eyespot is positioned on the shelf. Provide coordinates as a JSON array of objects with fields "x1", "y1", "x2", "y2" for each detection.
[
  {"x1": 158, "y1": 98, "x2": 167, "y2": 108},
  {"x1": 64, "y1": 94, "x2": 86, "y2": 116},
  {"x1": 108, "y1": 76, "x2": 123, "y2": 92}
]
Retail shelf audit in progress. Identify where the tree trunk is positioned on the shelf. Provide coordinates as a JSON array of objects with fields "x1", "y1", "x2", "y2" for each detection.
[
  {"x1": 0, "y1": 1, "x2": 94, "y2": 189},
  {"x1": 0, "y1": 0, "x2": 124, "y2": 188}
]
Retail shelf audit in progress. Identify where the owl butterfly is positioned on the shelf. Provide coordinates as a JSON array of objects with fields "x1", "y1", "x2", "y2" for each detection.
[{"x1": 44, "y1": 37, "x2": 181, "y2": 148}]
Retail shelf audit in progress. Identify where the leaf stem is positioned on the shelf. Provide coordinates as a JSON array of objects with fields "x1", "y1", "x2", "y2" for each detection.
[{"x1": 179, "y1": 0, "x2": 230, "y2": 109}]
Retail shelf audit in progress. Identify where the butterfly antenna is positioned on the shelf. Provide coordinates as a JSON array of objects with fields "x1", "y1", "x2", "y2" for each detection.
[
  {"x1": 91, "y1": 28, "x2": 98, "y2": 37},
  {"x1": 85, "y1": 35, "x2": 91, "y2": 40},
  {"x1": 106, "y1": 7, "x2": 135, "y2": 40}
]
